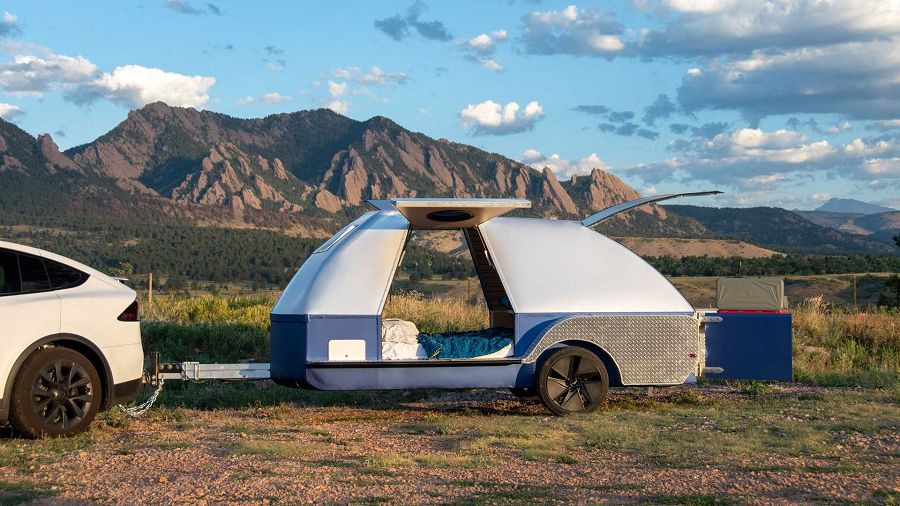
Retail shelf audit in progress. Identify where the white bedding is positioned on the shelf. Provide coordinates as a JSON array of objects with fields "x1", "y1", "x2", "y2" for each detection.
[{"x1": 381, "y1": 318, "x2": 514, "y2": 360}]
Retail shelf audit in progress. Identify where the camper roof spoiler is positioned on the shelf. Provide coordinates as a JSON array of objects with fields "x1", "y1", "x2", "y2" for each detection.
[
  {"x1": 581, "y1": 191, "x2": 723, "y2": 229},
  {"x1": 366, "y1": 198, "x2": 531, "y2": 230}
]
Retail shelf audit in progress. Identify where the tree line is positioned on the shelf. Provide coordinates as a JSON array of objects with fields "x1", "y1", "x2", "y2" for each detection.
[{"x1": 0, "y1": 213, "x2": 896, "y2": 287}]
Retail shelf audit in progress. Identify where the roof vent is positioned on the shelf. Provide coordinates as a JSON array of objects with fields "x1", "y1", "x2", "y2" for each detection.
[{"x1": 426, "y1": 210, "x2": 474, "y2": 222}]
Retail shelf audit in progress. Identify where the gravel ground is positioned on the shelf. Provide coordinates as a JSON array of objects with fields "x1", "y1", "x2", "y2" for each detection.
[{"x1": 0, "y1": 384, "x2": 897, "y2": 505}]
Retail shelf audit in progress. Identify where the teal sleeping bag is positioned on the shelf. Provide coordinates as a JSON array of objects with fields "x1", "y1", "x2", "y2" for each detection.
[{"x1": 418, "y1": 328, "x2": 513, "y2": 359}]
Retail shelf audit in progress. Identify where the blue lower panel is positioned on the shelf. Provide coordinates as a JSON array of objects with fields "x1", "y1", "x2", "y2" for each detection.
[
  {"x1": 704, "y1": 312, "x2": 792, "y2": 381},
  {"x1": 270, "y1": 314, "x2": 380, "y2": 387},
  {"x1": 306, "y1": 364, "x2": 526, "y2": 390}
]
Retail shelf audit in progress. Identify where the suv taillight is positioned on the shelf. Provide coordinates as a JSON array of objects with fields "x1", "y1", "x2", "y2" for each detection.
[{"x1": 118, "y1": 299, "x2": 140, "y2": 321}]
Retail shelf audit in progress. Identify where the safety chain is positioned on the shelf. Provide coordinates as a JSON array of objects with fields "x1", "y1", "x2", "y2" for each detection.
[{"x1": 118, "y1": 377, "x2": 165, "y2": 417}]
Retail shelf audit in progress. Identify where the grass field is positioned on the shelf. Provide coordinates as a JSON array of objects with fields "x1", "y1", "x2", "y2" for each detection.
[
  {"x1": 143, "y1": 290, "x2": 899, "y2": 389},
  {"x1": 0, "y1": 290, "x2": 896, "y2": 504}
]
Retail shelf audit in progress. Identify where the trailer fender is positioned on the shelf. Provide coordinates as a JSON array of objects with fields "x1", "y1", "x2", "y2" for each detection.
[{"x1": 521, "y1": 314, "x2": 699, "y2": 386}]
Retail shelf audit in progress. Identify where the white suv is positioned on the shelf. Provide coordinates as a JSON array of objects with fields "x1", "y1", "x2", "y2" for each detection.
[{"x1": 0, "y1": 241, "x2": 144, "y2": 437}]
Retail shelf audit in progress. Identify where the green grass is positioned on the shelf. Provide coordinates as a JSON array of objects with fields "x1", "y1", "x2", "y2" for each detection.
[
  {"x1": 792, "y1": 297, "x2": 898, "y2": 387},
  {"x1": 0, "y1": 481, "x2": 51, "y2": 506},
  {"x1": 227, "y1": 440, "x2": 324, "y2": 459},
  {"x1": 425, "y1": 387, "x2": 899, "y2": 471},
  {"x1": 152, "y1": 380, "x2": 435, "y2": 410}
]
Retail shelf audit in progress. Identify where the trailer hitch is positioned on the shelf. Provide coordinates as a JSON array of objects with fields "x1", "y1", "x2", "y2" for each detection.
[{"x1": 147, "y1": 351, "x2": 271, "y2": 383}]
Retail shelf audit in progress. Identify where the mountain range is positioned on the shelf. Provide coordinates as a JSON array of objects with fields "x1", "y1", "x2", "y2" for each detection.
[
  {"x1": 0, "y1": 102, "x2": 896, "y2": 255},
  {"x1": 815, "y1": 198, "x2": 895, "y2": 215}
]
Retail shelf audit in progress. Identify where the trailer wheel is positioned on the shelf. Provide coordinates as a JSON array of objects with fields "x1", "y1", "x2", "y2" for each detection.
[
  {"x1": 537, "y1": 347, "x2": 608, "y2": 415},
  {"x1": 9, "y1": 347, "x2": 102, "y2": 438},
  {"x1": 509, "y1": 387, "x2": 539, "y2": 402}
]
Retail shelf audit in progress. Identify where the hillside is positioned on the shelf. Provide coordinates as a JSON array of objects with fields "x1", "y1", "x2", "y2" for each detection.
[
  {"x1": 615, "y1": 237, "x2": 779, "y2": 259},
  {"x1": 797, "y1": 210, "x2": 900, "y2": 244},
  {"x1": 667, "y1": 205, "x2": 895, "y2": 254}
]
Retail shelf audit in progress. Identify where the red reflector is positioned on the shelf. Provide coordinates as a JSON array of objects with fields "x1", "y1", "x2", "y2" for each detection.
[
  {"x1": 689, "y1": 353, "x2": 697, "y2": 358},
  {"x1": 118, "y1": 299, "x2": 140, "y2": 322}
]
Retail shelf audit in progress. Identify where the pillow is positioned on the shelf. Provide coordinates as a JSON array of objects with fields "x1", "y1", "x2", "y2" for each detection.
[{"x1": 382, "y1": 319, "x2": 421, "y2": 345}]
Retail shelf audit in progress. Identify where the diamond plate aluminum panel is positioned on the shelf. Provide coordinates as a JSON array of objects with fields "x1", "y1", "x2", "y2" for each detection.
[{"x1": 522, "y1": 314, "x2": 700, "y2": 386}]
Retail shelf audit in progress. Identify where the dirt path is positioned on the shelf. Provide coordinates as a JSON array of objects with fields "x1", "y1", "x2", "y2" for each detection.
[{"x1": 1, "y1": 384, "x2": 897, "y2": 505}]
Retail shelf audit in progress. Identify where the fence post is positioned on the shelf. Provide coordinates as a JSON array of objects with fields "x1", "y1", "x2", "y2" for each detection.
[{"x1": 148, "y1": 272, "x2": 154, "y2": 308}]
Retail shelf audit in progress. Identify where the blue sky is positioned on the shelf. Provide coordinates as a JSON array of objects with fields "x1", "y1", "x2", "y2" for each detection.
[{"x1": 1, "y1": 0, "x2": 899, "y2": 209}]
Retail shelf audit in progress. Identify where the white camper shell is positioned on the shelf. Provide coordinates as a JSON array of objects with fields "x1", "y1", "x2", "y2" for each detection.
[{"x1": 270, "y1": 194, "x2": 721, "y2": 414}]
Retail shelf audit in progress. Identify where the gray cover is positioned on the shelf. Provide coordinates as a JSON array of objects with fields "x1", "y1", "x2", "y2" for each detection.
[{"x1": 716, "y1": 277, "x2": 785, "y2": 310}]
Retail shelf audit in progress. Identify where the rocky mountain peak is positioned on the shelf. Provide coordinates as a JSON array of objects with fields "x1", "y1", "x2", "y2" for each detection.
[
  {"x1": 3, "y1": 105, "x2": 704, "y2": 235},
  {"x1": 37, "y1": 134, "x2": 81, "y2": 174}
]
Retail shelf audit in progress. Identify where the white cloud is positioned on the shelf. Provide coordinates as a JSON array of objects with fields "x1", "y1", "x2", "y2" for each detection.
[
  {"x1": 522, "y1": 149, "x2": 609, "y2": 179},
  {"x1": 628, "y1": 1, "x2": 900, "y2": 122},
  {"x1": 467, "y1": 34, "x2": 495, "y2": 54},
  {"x1": 460, "y1": 100, "x2": 544, "y2": 136},
  {"x1": 0, "y1": 51, "x2": 98, "y2": 95},
  {"x1": 327, "y1": 80, "x2": 347, "y2": 97},
  {"x1": 0, "y1": 46, "x2": 216, "y2": 109},
  {"x1": 636, "y1": 0, "x2": 900, "y2": 57},
  {"x1": 660, "y1": 0, "x2": 736, "y2": 14},
  {"x1": 321, "y1": 67, "x2": 405, "y2": 116},
  {"x1": 327, "y1": 100, "x2": 348, "y2": 114},
  {"x1": 461, "y1": 29, "x2": 509, "y2": 71},
  {"x1": 332, "y1": 66, "x2": 407, "y2": 86},
  {"x1": 825, "y1": 121, "x2": 851, "y2": 135},
  {"x1": 0, "y1": 102, "x2": 23, "y2": 120},
  {"x1": 465, "y1": 29, "x2": 508, "y2": 55},
  {"x1": 473, "y1": 57, "x2": 502, "y2": 72},
  {"x1": 866, "y1": 119, "x2": 900, "y2": 132},
  {"x1": 678, "y1": 41, "x2": 900, "y2": 121},
  {"x1": 238, "y1": 92, "x2": 292, "y2": 106},
  {"x1": 522, "y1": 5, "x2": 625, "y2": 57},
  {"x1": 862, "y1": 157, "x2": 900, "y2": 177},
  {"x1": 260, "y1": 92, "x2": 290, "y2": 104},
  {"x1": 80, "y1": 65, "x2": 215, "y2": 108},
  {"x1": 626, "y1": 127, "x2": 900, "y2": 189}
]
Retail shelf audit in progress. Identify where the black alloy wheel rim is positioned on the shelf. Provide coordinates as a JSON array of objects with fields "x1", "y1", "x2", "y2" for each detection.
[
  {"x1": 545, "y1": 354, "x2": 605, "y2": 412},
  {"x1": 31, "y1": 359, "x2": 94, "y2": 430}
]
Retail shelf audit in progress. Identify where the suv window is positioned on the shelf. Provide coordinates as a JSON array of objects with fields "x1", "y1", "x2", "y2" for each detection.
[
  {"x1": 0, "y1": 250, "x2": 21, "y2": 295},
  {"x1": 18, "y1": 253, "x2": 51, "y2": 293},
  {"x1": 45, "y1": 258, "x2": 88, "y2": 290}
]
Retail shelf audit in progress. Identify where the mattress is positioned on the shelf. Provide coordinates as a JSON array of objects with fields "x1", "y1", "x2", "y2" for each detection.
[{"x1": 381, "y1": 319, "x2": 514, "y2": 360}]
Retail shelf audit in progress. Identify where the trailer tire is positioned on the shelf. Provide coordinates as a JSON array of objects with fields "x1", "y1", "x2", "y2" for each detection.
[
  {"x1": 509, "y1": 387, "x2": 539, "y2": 402},
  {"x1": 537, "y1": 347, "x2": 608, "y2": 415},
  {"x1": 9, "y1": 347, "x2": 102, "y2": 438}
]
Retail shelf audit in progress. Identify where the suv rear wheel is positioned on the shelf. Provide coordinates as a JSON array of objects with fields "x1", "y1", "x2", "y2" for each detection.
[{"x1": 10, "y1": 347, "x2": 102, "y2": 438}]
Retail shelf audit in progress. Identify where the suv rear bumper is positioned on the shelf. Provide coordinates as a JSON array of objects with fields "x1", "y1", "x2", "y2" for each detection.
[{"x1": 110, "y1": 378, "x2": 143, "y2": 405}]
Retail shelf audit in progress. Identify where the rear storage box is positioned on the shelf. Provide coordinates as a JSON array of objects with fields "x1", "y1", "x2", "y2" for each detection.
[
  {"x1": 705, "y1": 277, "x2": 792, "y2": 381},
  {"x1": 716, "y1": 277, "x2": 786, "y2": 311}
]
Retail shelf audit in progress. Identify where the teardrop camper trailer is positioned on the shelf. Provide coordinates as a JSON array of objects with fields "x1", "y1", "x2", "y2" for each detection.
[{"x1": 270, "y1": 194, "x2": 723, "y2": 414}]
